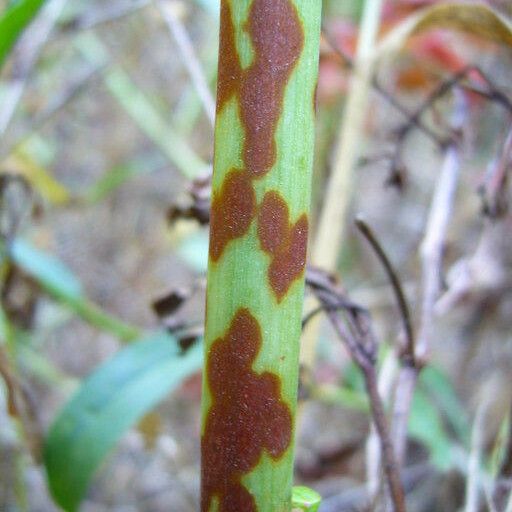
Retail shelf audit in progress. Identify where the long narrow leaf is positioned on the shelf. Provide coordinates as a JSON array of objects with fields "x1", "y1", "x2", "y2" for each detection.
[
  {"x1": 9, "y1": 239, "x2": 140, "y2": 340},
  {"x1": 44, "y1": 335, "x2": 203, "y2": 512},
  {"x1": 0, "y1": 0, "x2": 47, "y2": 68}
]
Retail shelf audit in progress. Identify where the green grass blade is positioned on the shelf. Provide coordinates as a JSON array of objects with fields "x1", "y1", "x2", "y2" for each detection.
[
  {"x1": 10, "y1": 238, "x2": 82, "y2": 299},
  {"x1": 0, "y1": 0, "x2": 46, "y2": 69},
  {"x1": 44, "y1": 335, "x2": 203, "y2": 512},
  {"x1": 292, "y1": 486, "x2": 322, "y2": 511},
  {"x1": 75, "y1": 33, "x2": 208, "y2": 179},
  {"x1": 83, "y1": 153, "x2": 164, "y2": 204},
  {"x1": 9, "y1": 239, "x2": 140, "y2": 340}
]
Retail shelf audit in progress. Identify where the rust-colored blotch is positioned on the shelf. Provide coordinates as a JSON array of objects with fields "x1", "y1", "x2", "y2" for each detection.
[
  {"x1": 209, "y1": 170, "x2": 256, "y2": 262},
  {"x1": 214, "y1": 0, "x2": 305, "y2": 177},
  {"x1": 216, "y1": 1, "x2": 241, "y2": 111},
  {"x1": 201, "y1": 308, "x2": 292, "y2": 512},
  {"x1": 258, "y1": 192, "x2": 309, "y2": 301},
  {"x1": 257, "y1": 191, "x2": 289, "y2": 256},
  {"x1": 241, "y1": 0, "x2": 305, "y2": 177},
  {"x1": 268, "y1": 214, "x2": 308, "y2": 300}
]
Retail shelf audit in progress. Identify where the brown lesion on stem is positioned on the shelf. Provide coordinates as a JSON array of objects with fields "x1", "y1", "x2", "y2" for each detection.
[
  {"x1": 210, "y1": 0, "x2": 306, "y2": 261},
  {"x1": 204, "y1": 6, "x2": 307, "y2": 504},
  {"x1": 217, "y1": 0, "x2": 305, "y2": 178},
  {"x1": 241, "y1": 0, "x2": 304, "y2": 177},
  {"x1": 216, "y1": 1, "x2": 241, "y2": 112},
  {"x1": 258, "y1": 191, "x2": 309, "y2": 302},
  {"x1": 209, "y1": 170, "x2": 256, "y2": 262},
  {"x1": 201, "y1": 308, "x2": 292, "y2": 512}
]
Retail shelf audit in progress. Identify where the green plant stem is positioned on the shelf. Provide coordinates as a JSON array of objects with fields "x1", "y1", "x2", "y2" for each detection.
[
  {"x1": 301, "y1": 0, "x2": 385, "y2": 368},
  {"x1": 200, "y1": 1, "x2": 321, "y2": 510},
  {"x1": 66, "y1": 298, "x2": 139, "y2": 341}
]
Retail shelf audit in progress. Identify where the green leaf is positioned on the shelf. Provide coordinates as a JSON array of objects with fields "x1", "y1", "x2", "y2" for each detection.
[
  {"x1": 44, "y1": 334, "x2": 203, "y2": 512},
  {"x1": 10, "y1": 238, "x2": 82, "y2": 299},
  {"x1": 409, "y1": 389, "x2": 453, "y2": 470},
  {"x1": 83, "y1": 154, "x2": 163, "y2": 204},
  {"x1": 0, "y1": 0, "x2": 47, "y2": 69},
  {"x1": 420, "y1": 366, "x2": 470, "y2": 444},
  {"x1": 292, "y1": 486, "x2": 322, "y2": 512},
  {"x1": 74, "y1": 33, "x2": 208, "y2": 180}
]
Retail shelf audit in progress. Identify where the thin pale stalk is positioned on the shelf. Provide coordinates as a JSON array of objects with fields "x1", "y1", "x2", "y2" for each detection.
[
  {"x1": 390, "y1": 142, "x2": 461, "y2": 466},
  {"x1": 392, "y1": 94, "x2": 466, "y2": 467},
  {"x1": 200, "y1": 2, "x2": 322, "y2": 511},
  {"x1": 74, "y1": 33, "x2": 208, "y2": 179},
  {"x1": 0, "y1": 0, "x2": 67, "y2": 138},
  {"x1": 465, "y1": 402, "x2": 488, "y2": 512},
  {"x1": 301, "y1": 0, "x2": 385, "y2": 368},
  {"x1": 506, "y1": 491, "x2": 512, "y2": 512},
  {"x1": 366, "y1": 352, "x2": 399, "y2": 498},
  {"x1": 157, "y1": 0, "x2": 216, "y2": 127}
]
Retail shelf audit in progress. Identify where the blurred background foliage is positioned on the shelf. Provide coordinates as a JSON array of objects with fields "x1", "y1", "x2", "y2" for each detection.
[{"x1": 0, "y1": 0, "x2": 511, "y2": 511}]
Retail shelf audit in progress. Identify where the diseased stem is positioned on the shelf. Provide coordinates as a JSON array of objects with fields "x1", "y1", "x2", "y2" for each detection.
[{"x1": 200, "y1": 2, "x2": 322, "y2": 511}]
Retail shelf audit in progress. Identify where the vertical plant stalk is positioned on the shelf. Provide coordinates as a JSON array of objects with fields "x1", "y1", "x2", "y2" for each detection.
[
  {"x1": 301, "y1": 0, "x2": 385, "y2": 368},
  {"x1": 200, "y1": 1, "x2": 322, "y2": 512},
  {"x1": 465, "y1": 400, "x2": 488, "y2": 512},
  {"x1": 157, "y1": 0, "x2": 216, "y2": 127},
  {"x1": 392, "y1": 96, "x2": 465, "y2": 467},
  {"x1": 0, "y1": 0, "x2": 68, "y2": 138}
]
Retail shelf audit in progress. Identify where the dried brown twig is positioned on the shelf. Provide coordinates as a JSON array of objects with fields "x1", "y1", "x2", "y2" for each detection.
[
  {"x1": 320, "y1": 463, "x2": 430, "y2": 512},
  {"x1": 306, "y1": 267, "x2": 406, "y2": 512},
  {"x1": 0, "y1": 346, "x2": 43, "y2": 461},
  {"x1": 388, "y1": 66, "x2": 512, "y2": 187},
  {"x1": 479, "y1": 125, "x2": 512, "y2": 219},
  {"x1": 354, "y1": 218, "x2": 415, "y2": 365},
  {"x1": 322, "y1": 29, "x2": 512, "y2": 192},
  {"x1": 353, "y1": 218, "x2": 418, "y2": 508},
  {"x1": 167, "y1": 174, "x2": 211, "y2": 226},
  {"x1": 321, "y1": 28, "x2": 446, "y2": 150}
]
